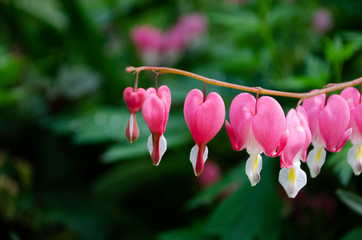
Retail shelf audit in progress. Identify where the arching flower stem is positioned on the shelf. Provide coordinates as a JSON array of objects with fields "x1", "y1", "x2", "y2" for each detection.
[{"x1": 126, "y1": 66, "x2": 362, "y2": 101}]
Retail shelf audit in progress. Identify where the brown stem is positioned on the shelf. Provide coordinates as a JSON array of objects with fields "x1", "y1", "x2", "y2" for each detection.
[{"x1": 127, "y1": 66, "x2": 362, "y2": 100}]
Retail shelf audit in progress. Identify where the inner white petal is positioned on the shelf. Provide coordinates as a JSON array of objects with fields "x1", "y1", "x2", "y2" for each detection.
[
  {"x1": 245, "y1": 154, "x2": 262, "y2": 186},
  {"x1": 306, "y1": 147, "x2": 326, "y2": 178},
  {"x1": 347, "y1": 144, "x2": 362, "y2": 176},
  {"x1": 147, "y1": 134, "x2": 153, "y2": 156}
]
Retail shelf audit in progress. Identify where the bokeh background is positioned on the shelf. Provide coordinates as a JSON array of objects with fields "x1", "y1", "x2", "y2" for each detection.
[{"x1": 0, "y1": 0, "x2": 362, "y2": 239}]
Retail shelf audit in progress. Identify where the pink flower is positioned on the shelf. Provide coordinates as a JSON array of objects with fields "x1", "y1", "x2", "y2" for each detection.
[
  {"x1": 312, "y1": 8, "x2": 333, "y2": 34},
  {"x1": 278, "y1": 106, "x2": 311, "y2": 198},
  {"x1": 174, "y1": 13, "x2": 208, "y2": 41},
  {"x1": 123, "y1": 87, "x2": 146, "y2": 143},
  {"x1": 225, "y1": 93, "x2": 286, "y2": 186},
  {"x1": 198, "y1": 161, "x2": 221, "y2": 188},
  {"x1": 184, "y1": 89, "x2": 225, "y2": 176},
  {"x1": 341, "y1": 87, "x2": 362, "y2": 175},
  {"x1": 142, "y1": 86, "x2": 171, "y2": 166},
  {"x1": 303, "y1": 92, "x2": 351, "y2": 177},
  {"x1": 131, "y1": 25, "x2": 164, "y2": 65}
]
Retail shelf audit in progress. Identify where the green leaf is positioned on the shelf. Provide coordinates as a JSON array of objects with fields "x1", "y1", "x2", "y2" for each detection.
[
  {"x1": 326, "y1": 141, "x2": 353, "y2": 186},
  {"x1": 12, "y1": 0, "x2": 69, "y2": 32},
  {"x1": 336, "y1": 189, "x2": 362, "y2": 215},
  {"x1": 158, "y1": 228, "x2": 206, "y2": 240},
  {"x1": 205, "y1": 159, "x2": 282, "y2": 240},
  {"x1": 102, "y1": 131, "x2": 191, "y2": 163},
  {"x1": 186, "y1": 163, "x2": 244, "y2": 210},
  {"x1": 325, "y1": 37, "x2": 356, "y2": 64},
  {"x1": 341, "y1": 227, "x2": 362, "y2": 240}
]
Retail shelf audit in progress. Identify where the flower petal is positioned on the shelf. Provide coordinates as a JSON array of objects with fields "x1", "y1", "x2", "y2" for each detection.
[
  {"x1": 228, "y1": 93, "x2": 256, "y2": 150},
  {"x1": 189, "y1": 144, "x2": 209, "y2": 176},
  {"x1": 184, "y1": 89, "x2": 225, "y2": 144},
  {"x1": 303, "y1": 91, "x2": 326, "y2": 137},
  {"x1": 306, "y1": 147, "x2": 326, "y2": 178},
  {"x1": 319, "y1": 94, "x2": 350, "y2": 152},
  {"x1": 125, "y1": 113, "x2": 139, "y2": 143},
  {"x1": 123, "y1": 87, "x2": 146, "y2": 113},
  {"x1": 278, "y1": 162, "x2": 307, "y2": 198},
  {"x1": 340, "y1": 87, "x2": 360, "y2": 111},
  {"x1": 347, "y1": 144, "x2": 362, "y2": 176},
  {"x1": 245, "y1": 154, "x2": 262, "y2": 186},
  {"x1": 142, "y1": 86, "x2": 171, "y2": 134},
  {"x1": 252, "y1": 96, "x2": 286, "y2": 156},
  {"x1": 147, "y1": 134, "x2": 167, "y2": 166}
]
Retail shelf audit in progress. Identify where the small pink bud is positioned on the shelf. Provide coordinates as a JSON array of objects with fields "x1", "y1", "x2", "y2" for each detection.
[{"x1": 123, "y1": 87, "x2": 146, "y2": 143}]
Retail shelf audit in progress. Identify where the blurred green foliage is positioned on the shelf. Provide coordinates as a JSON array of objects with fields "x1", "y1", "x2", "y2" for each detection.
[{"x1": 0, "y1": 0, "x2": 362, "y2": 239}]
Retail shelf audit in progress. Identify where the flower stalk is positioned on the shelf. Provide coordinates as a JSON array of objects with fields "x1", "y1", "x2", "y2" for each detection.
[{"x1": 126, "y1": 66, "x2": 362, "y2": 101}]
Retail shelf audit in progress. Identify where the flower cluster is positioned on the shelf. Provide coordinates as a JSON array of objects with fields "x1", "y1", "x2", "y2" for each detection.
[
  {"x1": 131, "y1": 13, "x2": 207, "y2": 66},
  {"x1": 124, "y1": 77, "x2": 361, "y2": 198}
]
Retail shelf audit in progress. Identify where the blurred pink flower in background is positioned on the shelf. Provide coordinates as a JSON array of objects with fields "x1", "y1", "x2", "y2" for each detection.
[
  {"x1": 131, "y1": 13, "x2": 208, "y2": 66},
  {"x1": 312, "y1": 8, "x2": 333, "y2": 34},
  {"x1": 198, "y1": 161, "x2": 221, "y2": 188}
]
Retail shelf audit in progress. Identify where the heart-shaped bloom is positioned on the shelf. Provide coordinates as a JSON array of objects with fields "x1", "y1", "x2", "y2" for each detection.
[
  {"x1": 142, "y1": 86, "x2": 171, "y2": 166},
  {"x1": 184, "y1": 89, "x2": 225, "y2": 176},
  {"x1": 225, "y1": 93, "x2": 286, "y2": 186},
  {"x1": 341, "y1": 87, "x2": 362, "y2": 175},
  {"x1": 123, "y1": 87, "x2": 146, "y2": 143},
  {"x1": 278, "y1": 106, "x2": 311, "y2": 198},
  {"x1": 303, "y1": 92, "x2": 351, "y2": 178}
]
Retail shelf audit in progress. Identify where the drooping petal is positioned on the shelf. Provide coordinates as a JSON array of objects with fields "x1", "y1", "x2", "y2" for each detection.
[
  {"x1": 245, "y1": 154, "x2": 262, "y2": 186},
  {"x1": 142, "y1": 86, "x2": 171, "y2": 134},
  {"x1": 252, "y1": 96, "x2": 286, "y2": 156},
  {"x1": 225, "y1": 120, "x2": 240, "y2": 151},
  {"x1": 189, "y1": 144, "x2": 208, "y2": 176},
  {"x1": 279, "y1": 162, "x2": 307, "y2": 198},
  {"x1": 296, "y1": 106, "x2": 312, "y2": 162},
  {"x1": 184, "y1": 89, "x2": 225, "y2": 144},
  {"x1": 123, "y1": 87, "x2": 146, "y2": 113},
  {"x1": 354, "y1": 104, "x2": 362, "y2": 142},
  {"x1": 227, "y1": 93, "x2": 256, "y2": 151},
  {"x1": 340, "y1": 87, "x2": 360, "y2": 111},
  {"x1": 347, "y1": 144, "x2": 362, "y2": 176},
  {"x1": 147, "y1": 134, "x2": 167, "y2": 166},
  {"x1": 306, "y1": 147, "x2": 326, "y2": 178},
  {"x1": 280, "y1": 109, "x2": 307, "y2": 168},
  {"x1": 319, "y1": 94, "x2": 350, "y2": 152},
  {"x1": 303, "y1": 91, "x2": 326, "y2": 136}
]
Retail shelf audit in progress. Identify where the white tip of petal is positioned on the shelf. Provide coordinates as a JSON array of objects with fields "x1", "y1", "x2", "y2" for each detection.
[
  {"x1": 189, "y1": 144, "x2": 208, "y2": 176},
  {"x1": 278, "y1": 163, "x2": 307, "y2": 198},
  {"x1": 129, "y1": 114, "x2": 134, "y2": 143},
  {"x1": 159, "y1": 134, "x2": 167, "y2": 162},
  {"x1": 245, "y1": 154, "x2": 262, "y2": 186},
  {"x1": 147, "y1": 134, "x2": 153, "y2": 156},
  {"x1": 147, "y1": 134, "x2": 167, "y2": 166},
  {"x1": 347, "y1": 145, "x2": 362, "y2": 176},
  {"x1": 306, "y1": 147, "x2": 326, "y2": 178}
]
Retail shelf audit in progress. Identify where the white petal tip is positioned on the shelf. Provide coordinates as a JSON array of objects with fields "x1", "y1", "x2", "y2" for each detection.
[
  {"x1": 245, "y1": 154, "x2": 262, "y2": 187},
  {"x1": 279, "y1": 165, "x2": 307, "y2": 198}
]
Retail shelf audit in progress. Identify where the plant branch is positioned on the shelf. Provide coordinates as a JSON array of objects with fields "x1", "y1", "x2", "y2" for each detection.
[{"x1": 126, "y1": 66, "x2": 362, "y2": 101}]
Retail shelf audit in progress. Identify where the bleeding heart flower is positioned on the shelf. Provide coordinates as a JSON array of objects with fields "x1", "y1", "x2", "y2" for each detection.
[
  {"x1": 225, "y1": 93, "x2": 286, "y2": 186},
  {"x1": 278, "y1": 106, "x2": 311, "y2": 198},
  {"x1": 142, "y1": 86, "x2": 171, "y2": 166},
  {"x1": 123, "y1": 87, "x2": 146, "y2": 143},
  {"x1": 303, "y1": 92, "x2": 351, "y2": 178},
  {"x1": 341, "y1": 87, "x2": 362, "y2": 175},
  {"x1": 184, "y1": 89, "x2": 225, "y2": 176}
]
